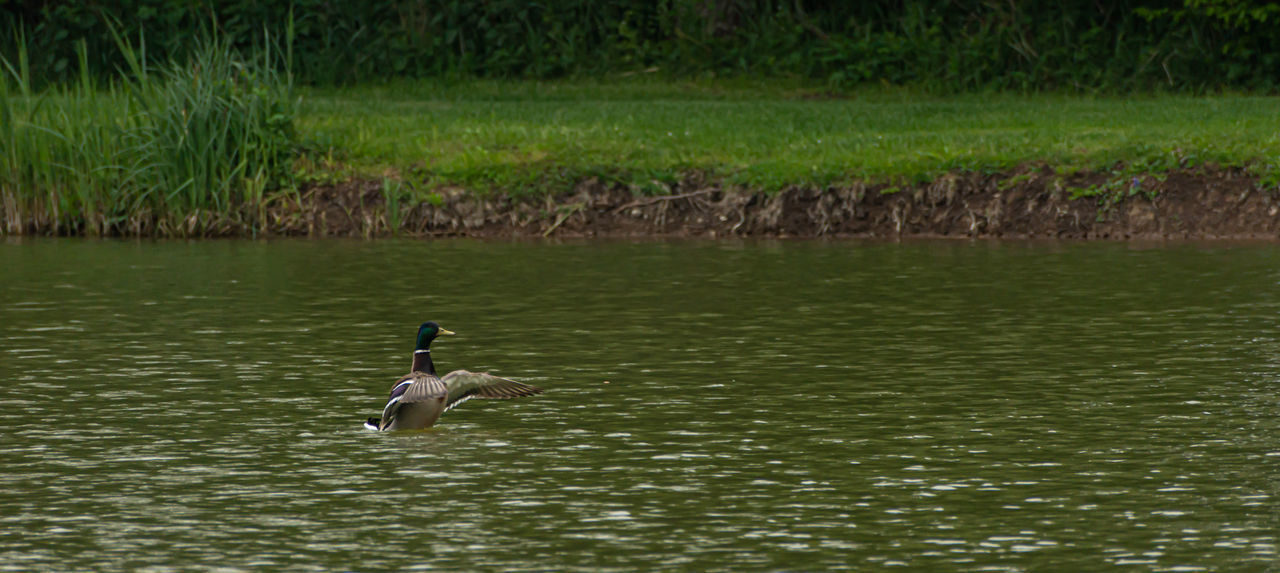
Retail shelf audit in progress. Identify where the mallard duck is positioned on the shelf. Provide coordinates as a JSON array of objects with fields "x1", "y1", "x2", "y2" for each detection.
[{"x1": 364, "y1": 321, "x2": 542, "y2": 431}]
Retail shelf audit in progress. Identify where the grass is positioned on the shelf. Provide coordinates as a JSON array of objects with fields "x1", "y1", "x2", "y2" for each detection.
[{"x1": 299, "y1": 79, "x2": 1280, "y2": 195}]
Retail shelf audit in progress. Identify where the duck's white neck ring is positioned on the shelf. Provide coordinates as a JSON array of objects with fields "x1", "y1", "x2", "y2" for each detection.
[{"x1": 411, "y1": 349, "x2": 437, "y2": 375}]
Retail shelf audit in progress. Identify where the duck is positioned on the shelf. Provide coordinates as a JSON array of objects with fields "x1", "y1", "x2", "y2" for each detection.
[{"x1": 364, "y1": 321, "x2": 542, "y2": 431}]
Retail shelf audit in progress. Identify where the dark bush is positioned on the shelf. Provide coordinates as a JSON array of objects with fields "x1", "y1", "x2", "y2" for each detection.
[{"x1": 4, "y1": 1, "x2": 1278, "y2": 92}]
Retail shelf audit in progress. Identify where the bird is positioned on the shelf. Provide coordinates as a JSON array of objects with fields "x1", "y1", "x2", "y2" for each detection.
[{"x1": 365, "y1": 321, "x2": 542, "y2": 431}]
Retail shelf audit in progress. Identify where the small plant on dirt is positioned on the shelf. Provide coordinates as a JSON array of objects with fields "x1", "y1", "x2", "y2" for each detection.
[
  {"x1": 1070, "y1": 171, "x2": 1160, "y2": 222},
  {"x1": 382, "y1": 177, "x2": 407, "y2": 234},
  {"x1": 996, "y1": 173, "x2": 1035, "y2": 191}
]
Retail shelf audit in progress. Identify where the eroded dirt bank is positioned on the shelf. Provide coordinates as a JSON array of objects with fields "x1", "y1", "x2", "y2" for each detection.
[
  {"x1": 289, "y1": 167, "x2": 1280, "y2": 239},
  {"x1": 6, "y1": 167, "x2": 1280, "y2": 238}
]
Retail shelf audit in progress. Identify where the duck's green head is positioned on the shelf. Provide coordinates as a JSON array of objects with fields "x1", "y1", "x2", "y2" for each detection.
[{"x1": 415, "y1": 321, "x2": 455, "y2": 350}]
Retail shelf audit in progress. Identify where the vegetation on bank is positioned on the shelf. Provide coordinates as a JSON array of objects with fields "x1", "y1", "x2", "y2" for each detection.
[
  {"x1": 6, "y1": 26, "x2": 1280, "y2": 236},
  {"x1": 6, "y1": 1, "x2": 1280, "y2": 93},
  {"x1": 1, "y1": 35, "x2": 296, "y2": 235}
]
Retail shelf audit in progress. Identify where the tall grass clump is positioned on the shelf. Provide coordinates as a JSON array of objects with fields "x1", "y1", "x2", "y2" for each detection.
[{"x1": 0, "y1": 29, "x2": 296, "y2": 236}]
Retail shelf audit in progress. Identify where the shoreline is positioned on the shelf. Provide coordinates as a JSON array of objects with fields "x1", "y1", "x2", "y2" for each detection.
[{"x1": 4, "y1": 166, "x2": 1278, "y2": 240}]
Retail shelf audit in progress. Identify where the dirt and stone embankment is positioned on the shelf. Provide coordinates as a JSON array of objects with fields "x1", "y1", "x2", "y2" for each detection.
[
  {"x1": 290, "y1": 167, "x2": 1280, "y2": 239},
  {"x1": 6, "y1": 167, "x2": 1278, "y2": 238}
]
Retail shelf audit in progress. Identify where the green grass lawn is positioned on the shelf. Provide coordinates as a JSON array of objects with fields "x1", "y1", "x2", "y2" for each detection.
[{"x1": 299, "y1": 79, "x2": 1280, "y2": 195}]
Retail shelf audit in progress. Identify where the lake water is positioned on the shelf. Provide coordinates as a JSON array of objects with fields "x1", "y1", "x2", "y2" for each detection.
[{"x1": 2, "y1": 238, "x2": 1278, "y2": 570}]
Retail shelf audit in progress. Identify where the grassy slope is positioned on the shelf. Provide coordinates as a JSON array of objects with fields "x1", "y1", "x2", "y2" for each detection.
[{"x1": 299, "y1": 79, "x2": 1280, "y2": 196}]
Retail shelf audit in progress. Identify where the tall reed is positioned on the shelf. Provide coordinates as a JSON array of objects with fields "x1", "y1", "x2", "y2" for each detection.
[{"x1": 0, "y1": 28, "x2": 297, "y2": 236}]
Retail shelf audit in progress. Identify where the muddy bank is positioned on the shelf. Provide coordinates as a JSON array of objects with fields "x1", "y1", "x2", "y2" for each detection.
[
  {"x1": 6, "y1": 167, "x2": 1280, "y2": 239},
  {"x1": 288, "y1": 167, "x2": 1279, "y2": 239}
]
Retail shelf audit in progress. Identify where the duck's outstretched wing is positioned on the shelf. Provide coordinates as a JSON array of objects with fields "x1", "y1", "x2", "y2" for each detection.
[
  {"x1": 441, "y1": 370, "x2": 542, "y2": 412},
  {"x1": 379, "y1": 372, "x2": 447, "y2": 430}
]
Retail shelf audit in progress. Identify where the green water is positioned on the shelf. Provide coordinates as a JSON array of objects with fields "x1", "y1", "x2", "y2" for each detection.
[{"x1": 2, "y1": 238, "x2": 1278, "y2": 570}]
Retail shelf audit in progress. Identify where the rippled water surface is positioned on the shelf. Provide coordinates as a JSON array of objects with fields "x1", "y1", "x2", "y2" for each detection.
[{"x1": 2, "y1": 238, "x2": 1279, "y2": 570}]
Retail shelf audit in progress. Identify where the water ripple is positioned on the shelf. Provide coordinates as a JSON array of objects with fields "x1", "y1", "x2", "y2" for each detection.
[{"x1": 1, "y1": 239, "x2": 1278, "y2": 570}]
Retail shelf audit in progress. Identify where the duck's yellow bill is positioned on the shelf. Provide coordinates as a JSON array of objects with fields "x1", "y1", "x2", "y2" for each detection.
[{"x1": 439, "y1": 328, "x2": 456, "y2": 335}]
